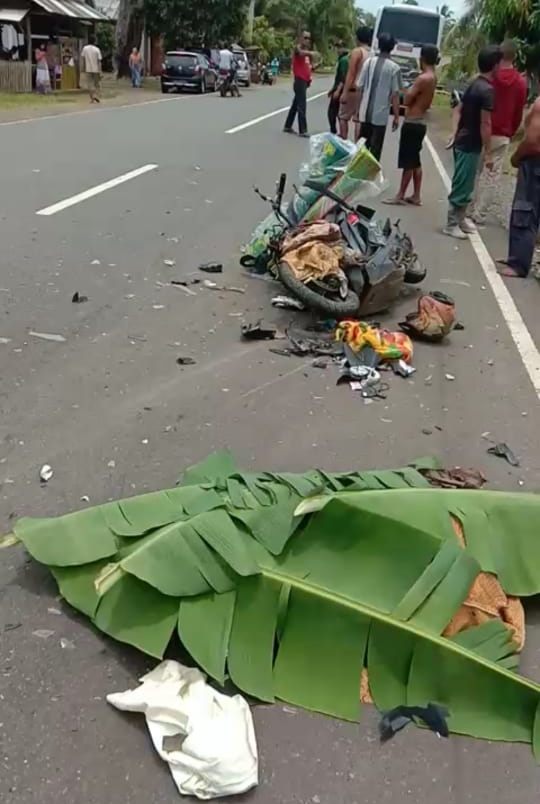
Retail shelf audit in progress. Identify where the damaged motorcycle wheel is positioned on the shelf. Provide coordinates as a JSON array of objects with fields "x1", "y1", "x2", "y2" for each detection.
[
  {"x1": 277, "y1": 261, "x2": 360, "y2": 317},
  {"x1": 403, "y1": 256, "x2": 427, "y2": 285}
]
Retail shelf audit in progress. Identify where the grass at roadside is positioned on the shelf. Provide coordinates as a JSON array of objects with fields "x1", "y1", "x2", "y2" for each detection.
[{"x1": 0, "y1": 74, "x2": 162, "y2": 112}]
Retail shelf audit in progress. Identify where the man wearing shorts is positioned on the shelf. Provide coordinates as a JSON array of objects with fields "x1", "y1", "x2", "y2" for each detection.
[
  {"x1": 81, "y1": 35, "x2": 102, "y2": 104},
  {"x1": 383, "y1": 45, "x2": 438, "y2": 206},
  {"x1": 338, "y1": 26, "x2": 372, "y2": 141}
]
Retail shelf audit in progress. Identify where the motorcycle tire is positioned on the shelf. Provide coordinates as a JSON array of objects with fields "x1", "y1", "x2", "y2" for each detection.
[
  {"x1": 403, "y1": 256, "x2": 427, "y2": 285},
  {"x1": 277, "y1": 261, "x2": 360, "y2": 317}
]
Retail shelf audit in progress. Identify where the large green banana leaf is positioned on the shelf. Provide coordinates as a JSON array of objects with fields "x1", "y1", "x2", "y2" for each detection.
[{"x1": 11, "y1": 451, "x2": 540, "y2": 757}]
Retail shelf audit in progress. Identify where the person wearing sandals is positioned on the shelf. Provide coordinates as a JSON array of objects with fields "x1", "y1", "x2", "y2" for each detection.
[{"x1": 383, "y1": 45, "x2": 438, "y2": 207}]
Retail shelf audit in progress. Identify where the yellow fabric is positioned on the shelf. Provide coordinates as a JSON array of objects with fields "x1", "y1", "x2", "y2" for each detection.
[{"x1": 282, "y1": 241, "x2": 343, "y2": 283}]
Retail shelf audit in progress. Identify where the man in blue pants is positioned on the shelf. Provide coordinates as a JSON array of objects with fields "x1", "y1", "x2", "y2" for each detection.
[{"x1": 498, "y1": 97, "x2": 540, "y2": 278}]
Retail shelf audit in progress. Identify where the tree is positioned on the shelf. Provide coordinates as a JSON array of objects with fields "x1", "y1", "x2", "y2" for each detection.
[
  {"x1": 447, "y1": 0, "x2": 540, "y2": 78},
  {"x1": 250, "y1": 15, "x2": 294, "y2": 61},
  {"x1": 356, "y1": 7, "x2": 376, "y2": 28},
  {"x1": 142, "y1": 0, "x2": 250, "y2": 52},
  {"x1": 254, "y1": 0, "x2": 356, "y2": 55},
  {"x1": 96, "y1": 21, "x2": 115, "y2": 72},
  {"x1": 115, "y1": 0, "x2": 144, "y2": 77}
]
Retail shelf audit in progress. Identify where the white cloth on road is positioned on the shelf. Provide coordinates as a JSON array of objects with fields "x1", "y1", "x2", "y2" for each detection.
[{"x1": 106, "y1": 660, "x2": 258, "y2": 799}]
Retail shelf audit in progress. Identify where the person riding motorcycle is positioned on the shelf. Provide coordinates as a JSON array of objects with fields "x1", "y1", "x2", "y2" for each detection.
[{"x1": 218, "y1": 45, "x2": 240, "y2": 96}]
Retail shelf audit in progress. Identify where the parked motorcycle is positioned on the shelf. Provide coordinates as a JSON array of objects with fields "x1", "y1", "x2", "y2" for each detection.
[{"x1": 246, "y1": 173, "x2": 426, "y2": 318}]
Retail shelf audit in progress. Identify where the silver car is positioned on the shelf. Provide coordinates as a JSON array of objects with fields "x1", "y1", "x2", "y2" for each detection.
[{"x1": 233, "y1": 50, "x2": 251, "y2": 87}]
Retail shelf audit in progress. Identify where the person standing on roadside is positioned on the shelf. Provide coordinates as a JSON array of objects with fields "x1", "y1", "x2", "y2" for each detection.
[
  {"x1": 383, "y1": 44, "x2": 438, "y2": 207},
  {"x1": 356, "y1": 33, "x2": 401, "y2": 162},
  {"x1": 444, "y1": 45, "x2": 502, "y2": 239},
  {"x1": 471, "y1": 39, "x2": 527, "y2": 225},
  {"x1": 80, "y1": 34, "x2": 102, "y2": 104},
  {"x1": 497, "y1": 97, "x2": 540, "y2": 277},
  {"x1": 284, "y1": 31, "x2": 319, "y2": 138},
  {"x1": 327, "y1": 43, "x2": 349, "y2": 135},
  {"x1": 339, "y1": 26, "x2": 372, "y2": 141},
  {"x1": 129, "y1": 47, "x2": 143, "y2": 88}
]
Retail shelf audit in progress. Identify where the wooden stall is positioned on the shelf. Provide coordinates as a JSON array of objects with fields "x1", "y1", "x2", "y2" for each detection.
[{"x1": 0, "y1": 0, "x2": 111, "y2": 92}]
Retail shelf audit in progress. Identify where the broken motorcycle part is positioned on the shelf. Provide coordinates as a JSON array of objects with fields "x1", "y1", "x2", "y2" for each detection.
[
  {"x1": 379, "y1": 704, "x2": 450, "y2": 743},
  {"x1": 487, "y1": 442, "x2": 520, "y2": 467},
  {"x1": 241, "y1": 323, "x2": 277, "y2": 341}
]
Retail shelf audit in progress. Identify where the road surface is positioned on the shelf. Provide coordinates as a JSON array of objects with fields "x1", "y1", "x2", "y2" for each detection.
[{"x1": 1, "y1": 78, "x2": 540, "y2": 804}]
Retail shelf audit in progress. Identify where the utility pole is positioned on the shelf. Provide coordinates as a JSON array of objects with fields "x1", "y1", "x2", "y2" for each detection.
[{"x1": 247, "y1": 0, "x2": 255, "y2": 44}]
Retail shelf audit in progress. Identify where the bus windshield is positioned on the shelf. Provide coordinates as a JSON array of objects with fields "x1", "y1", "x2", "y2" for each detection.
[{"x1": 378, "y1": 8, "x2": 440, "y2": 46}]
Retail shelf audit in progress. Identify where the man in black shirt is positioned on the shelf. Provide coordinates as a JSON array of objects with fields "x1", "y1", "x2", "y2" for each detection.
[{"x1": 444, "y1": 46, "x2": 502, "y2": 239}]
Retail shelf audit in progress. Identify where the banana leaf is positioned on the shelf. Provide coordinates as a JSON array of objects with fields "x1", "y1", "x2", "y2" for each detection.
[{"x1": 11, "y1": 452, "x2": 540, "y2": 757}]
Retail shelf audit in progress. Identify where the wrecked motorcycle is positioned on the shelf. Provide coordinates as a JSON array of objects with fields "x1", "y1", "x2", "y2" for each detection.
[{"x1": 244, "y1": 172, "x2": 426, "y2": 318}]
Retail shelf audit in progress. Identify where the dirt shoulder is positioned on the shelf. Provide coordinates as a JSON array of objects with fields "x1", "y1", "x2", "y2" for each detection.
[{"x1": 0, "y1": 76, "x2": 163, "y2": 124}]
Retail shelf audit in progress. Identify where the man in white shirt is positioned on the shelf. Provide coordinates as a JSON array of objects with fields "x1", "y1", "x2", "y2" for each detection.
[
  {"x1": 218, "y1": 45, "x2": 239, "y2": 95},
  {"x1": 219, "y1": 46, "x2": 234, "y2": 72},
  {"x1": 80, "y1": 34, "x2": 102, "y2": 103}
]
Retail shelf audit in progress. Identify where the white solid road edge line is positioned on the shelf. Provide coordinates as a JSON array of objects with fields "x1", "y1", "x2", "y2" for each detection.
[
  {"x1": 426, "y1": 135, "x2": 540, "y2": 400},
  {"x1": 36, "y1": 164, "x2": 159, "y2": 216},
  {"x1": 226, "y1": 90, "x2": 328, "y2": 134}
]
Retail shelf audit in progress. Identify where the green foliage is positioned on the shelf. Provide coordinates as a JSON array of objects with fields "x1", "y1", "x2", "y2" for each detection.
[
  {"x1": 250, "y1": 15, "x2": 294, "y2": 61},
  {"x1": 144, "y1": 0, "x2": 250, "y2": 49},
  {"x1": 356, "y1": 7, "x2": 375, "y2": 28},
  {"x1": 447, "y1": 0, "x2": 540, "y2": 78},
  {"x1": 253, "y1": 0, "x2": 356, "y2": 57},
  {"x1": 96, "y1": 22, "x2": 115, "y2": 72},
  {"x1": 12, "y1": 449, "x2": 540, "y2": 755}
]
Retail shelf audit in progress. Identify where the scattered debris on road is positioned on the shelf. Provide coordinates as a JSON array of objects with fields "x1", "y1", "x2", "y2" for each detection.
[
  {"x1": 39, "y1": 464, "x2": 53, "y2": 483},
  {"x1": 271, "y1": 295, "x2": 305, "y2": 311},
  {"x1": 487, "y1": 442, "x2": 520, "y2": 467},
  {"x1": 379, "y1": 704, "x2": 450, "y2": 743},
  {"x1": 422, "y1": 467, "x2": 486, "y2": 489},
  {"x1": 32, "y1": 629, "x2": 55, "y2": 639},
  {"x1": 29, "y1": 330, "x2": 66, "y2": 343},
  {"x1": 199, "y1": 262, "x2": 223, "y2": 274},
  {"x1": 107, "y1": 660, "x2": 258, "y2": 799},
  {"x1": 71, "y1": 291, "x2": 88, "y2": 304},
  {"x1": 241, "y1": 322, "x2": 277, "y2": 341},
  {"x1": 176, "y1": 357, "x2": 197, "y2": 366},
  {"x1": 399, "y1": 291, "x2": 456, "y2": 342}
]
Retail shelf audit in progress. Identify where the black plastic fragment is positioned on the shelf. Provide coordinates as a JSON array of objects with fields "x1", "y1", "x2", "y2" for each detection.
[
  {"x1": 241, "y1": 322, "x2": 276, "y2": 341},
  {"x1": 487, "y1": 442, "x2": 520, "y2": 467},
  {"x1": 199, "y1": 262, "x2": 223, "y2": 274},
  {"x1": 72, "y1": 292, "x2": 88, "y2": 303},
  {"x1": 378, "y1": 703, "x2": 450, "y2": 743}
]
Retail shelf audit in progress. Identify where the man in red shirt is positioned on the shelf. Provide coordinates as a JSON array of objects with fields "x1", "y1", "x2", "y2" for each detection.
[
  {"x1": 471, "y1": 39, "x2": 527, "y2": 226},
  {"x1": 284, "y1": 31, "x2": 318, "y2": 138}
]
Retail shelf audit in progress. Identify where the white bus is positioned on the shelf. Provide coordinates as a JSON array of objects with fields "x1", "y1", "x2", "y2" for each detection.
[
  {"x1": 372, "y1": 5, "x2": 444, "y2": 104},
  {"x1": 372, "y1": 4, "x2": 444, "y2": 62}
]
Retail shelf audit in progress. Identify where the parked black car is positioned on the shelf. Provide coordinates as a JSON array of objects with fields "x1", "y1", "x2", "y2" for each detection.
[{"x1": 161, "y1": 51, "x2": 217, "y2": 93}]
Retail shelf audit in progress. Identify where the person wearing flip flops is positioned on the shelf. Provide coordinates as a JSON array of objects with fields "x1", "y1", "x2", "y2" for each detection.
[
  {"x1": 383, "y1": 45, "x2": 438, "y2": 208},
  {"x1": 443, "y1": 45, "x2": 502, "y2": 239}
]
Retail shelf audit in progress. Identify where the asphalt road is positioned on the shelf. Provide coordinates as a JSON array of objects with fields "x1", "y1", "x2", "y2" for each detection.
[{"x1": 2, "y1": 78, "x2": 540, "y2": 804}]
